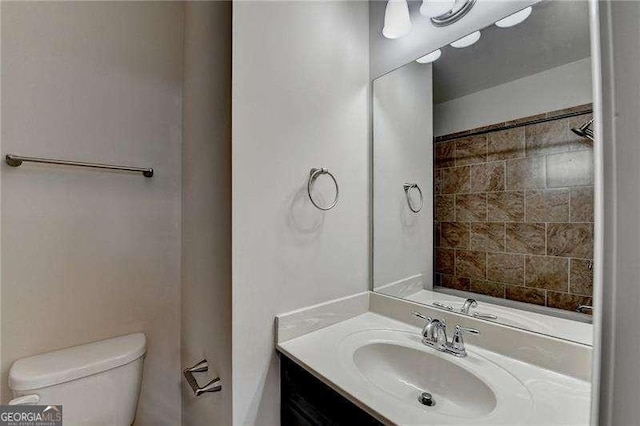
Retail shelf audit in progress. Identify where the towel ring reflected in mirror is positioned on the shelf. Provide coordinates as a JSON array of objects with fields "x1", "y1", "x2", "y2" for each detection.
[
  {"x1": 403, "y1": 183, "x2": 423, "y2": 213},
  {"x1": 308, "y1": 167, "x2": 339, "y2": 211}
]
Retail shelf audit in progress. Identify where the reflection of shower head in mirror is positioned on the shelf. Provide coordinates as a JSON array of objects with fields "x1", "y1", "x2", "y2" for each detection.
[
  {"x1": 571, "y1": 118, "x2": 594, "y2": 140},
  {"x1": 372, "y1": 0, "x2": 594, "y2": 345}
]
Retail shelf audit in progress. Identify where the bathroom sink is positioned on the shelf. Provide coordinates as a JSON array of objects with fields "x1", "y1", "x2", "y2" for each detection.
[
  {"x1": 338, "y1": 329, "x2": 533, "y2": 424},
  {"x1": 278, "y1": 313, "x2": 591, "y2": 425},
  {"x1": 353, "y1": 342, "x2": 496, "y2": 418}
]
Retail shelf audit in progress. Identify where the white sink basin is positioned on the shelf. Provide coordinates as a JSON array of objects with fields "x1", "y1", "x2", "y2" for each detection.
[
  {"x1": 338, "y1": 329, "x2": 533, "y2": 424},
  {"x1": 353, "y1": 342, "x2": 496, "y2": 418}
]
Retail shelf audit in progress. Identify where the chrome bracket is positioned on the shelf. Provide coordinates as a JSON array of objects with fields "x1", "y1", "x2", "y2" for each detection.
[
  {"x1": 183, "y1": 360, "x2": 222, "y2": 396},
  {"x1": 430, "y1": 0, "x2": 477, "y2": 27}
]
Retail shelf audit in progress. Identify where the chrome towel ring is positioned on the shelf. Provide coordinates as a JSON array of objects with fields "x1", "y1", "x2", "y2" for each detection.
[
  {"x1": 403, "y1": 183, "x2": 423, "y2": 213},
  {"x1": 308, "y1": 168, "x2": 339, "y2": 211}
]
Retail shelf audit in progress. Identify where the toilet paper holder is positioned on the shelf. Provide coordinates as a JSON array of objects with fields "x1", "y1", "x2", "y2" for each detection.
[{"x1": 183, "y1": 360, "x2": 222, "y2": 396}]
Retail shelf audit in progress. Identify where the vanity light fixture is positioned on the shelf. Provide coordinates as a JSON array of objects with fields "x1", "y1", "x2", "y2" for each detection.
[
  {"x1": 382, "y1": 0, "x2": 412, "y2": 39},
  {"x1": 429, "y1": 0, "x2": 476, "y2": 27},
  {"x1": 383, "y1": 0, "x2": 476, "y2": 40},
  {"x1": 495, "y1": 6, "x2": 533, "y2": 28},
  {"x1": 419, "y1": 0, "x2": 456, "y2": 18},
  {"x1": 416, "y1": 49, "x2": 442, "y2": 64},
  {"x1": 450, "y1": 31, "x2": 481, "y2": 48}
]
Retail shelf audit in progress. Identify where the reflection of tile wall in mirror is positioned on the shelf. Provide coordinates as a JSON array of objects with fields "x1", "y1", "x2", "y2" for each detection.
[
  {"x1": 434, "y1": 104, "x2": 594, "y2": 313},
  {"x1": 372, "y1": 1, "x2": 595, "y2": 341}
]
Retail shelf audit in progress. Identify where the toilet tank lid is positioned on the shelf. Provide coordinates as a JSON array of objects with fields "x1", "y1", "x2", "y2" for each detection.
[{"x1": 9, "y1": 333, "x2": 146, "y2": 391}]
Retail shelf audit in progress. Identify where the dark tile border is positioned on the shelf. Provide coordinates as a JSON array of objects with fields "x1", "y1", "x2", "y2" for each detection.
[{"x1": 434, "y1": 103, "x2": 593, "y2": 143}]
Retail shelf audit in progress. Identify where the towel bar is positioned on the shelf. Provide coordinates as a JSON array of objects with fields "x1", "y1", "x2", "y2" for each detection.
[{"x1": 5, "y1": 154, "x2": 153, "y2": 178}]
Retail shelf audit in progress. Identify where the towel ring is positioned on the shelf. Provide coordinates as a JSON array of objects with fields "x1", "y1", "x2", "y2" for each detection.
[
  {"x1": 404, "y1": 183, "x2": 423, "y2": 213},
  {"x1": 308, "y1": 168, "x2": 339, "y2": 211}
]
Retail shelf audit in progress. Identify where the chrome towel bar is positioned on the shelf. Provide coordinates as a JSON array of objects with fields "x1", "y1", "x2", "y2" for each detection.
[
  {"x1": 183, "y1": 360, "x2": 222, "y2": 396},
  {"x1": 5, "y1": 154, "x2": 153, "y2": 177}
]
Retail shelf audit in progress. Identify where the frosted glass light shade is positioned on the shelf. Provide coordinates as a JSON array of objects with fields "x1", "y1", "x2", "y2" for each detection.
[
  {"x1": 495, "y1": 7, "x2": 533, "y2": 28},
  {"x1": 416, "y1": 49, "x2": 442, "y2": 64},
  {"x1": 420, "y1": 0, "x2": 456, "y2": 18},
  {"x1": 382, "y1": 0, "x2": 412, "y2": 39},
  {"x1": 450, "y1": 31, "x2": 481, "y2": 48}
]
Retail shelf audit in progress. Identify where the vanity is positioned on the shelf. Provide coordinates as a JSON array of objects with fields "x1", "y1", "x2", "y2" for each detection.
[
  {"x1": 278, "y1": 1, "x2": 596, "y2": 424},
  {"x1": 276, "y1": 294, "x2": 591, "y2": 425}
]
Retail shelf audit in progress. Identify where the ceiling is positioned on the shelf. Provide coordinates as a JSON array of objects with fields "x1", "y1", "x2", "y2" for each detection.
[{"x1": 433, "y1": 1, "x2": 591, "y2": 104}]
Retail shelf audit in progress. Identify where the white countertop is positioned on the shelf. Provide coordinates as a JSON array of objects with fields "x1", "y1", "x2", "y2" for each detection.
[{"x1": 277, "y1": 312, "x2": 591, "y2": 425}]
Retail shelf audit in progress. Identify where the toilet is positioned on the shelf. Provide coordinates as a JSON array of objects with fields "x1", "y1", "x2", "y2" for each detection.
[{"x1": 8, "y1": 333, "x2": 146, "y2": 426}]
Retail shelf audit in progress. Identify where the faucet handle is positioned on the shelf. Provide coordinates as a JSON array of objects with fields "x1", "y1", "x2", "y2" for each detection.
[
  {"x1": 576, "y1": 305, "x2": 593, "y2": 313},
  {"x1": 473, "y1": 312, "x2": 498, "y2": 320},
  {"x1": 449, "y1": 325, "x2": 480, "y2": 357},
  {"x1": 412, "y1": 311, "x2": 446, "y2": 327},
  {"x1": 411, "y1": 311, "x2": 433, "y2": 335},
  {"x1": 432, "y1": 301, "x2": 454, "y2": 311},
  {"x1": 455, "y1": 325, "x2": 480, "y2": 335},
  {"x1": 412, "y1": 311, "x2": 431, "y2": 322}
]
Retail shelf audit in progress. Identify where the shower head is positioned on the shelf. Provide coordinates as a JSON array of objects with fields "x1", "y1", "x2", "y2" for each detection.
[{"x1": 571, "y1": 118, "x2": 594, "y2": 140}]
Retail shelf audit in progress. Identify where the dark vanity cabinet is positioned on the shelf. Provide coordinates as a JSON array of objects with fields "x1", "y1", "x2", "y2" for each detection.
[{"x1": 280, "y1": 355, "x2": 383, "y2": 426}]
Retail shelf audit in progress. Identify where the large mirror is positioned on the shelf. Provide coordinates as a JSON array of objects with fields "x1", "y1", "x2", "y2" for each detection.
[{"x1": 372, "y1": 1, "x2": 594, "y2": 344}]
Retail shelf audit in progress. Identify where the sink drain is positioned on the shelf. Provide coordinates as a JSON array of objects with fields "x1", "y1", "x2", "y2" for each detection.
[{"x1": 418, "y1": 392, "x2": 435, "y2": 407}]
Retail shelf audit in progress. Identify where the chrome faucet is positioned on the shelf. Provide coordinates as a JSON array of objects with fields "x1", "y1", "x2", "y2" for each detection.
[
  {"x1": 412, "y1": 312, "x2": 480, "y2": 357},
  {"x1": 422, "y1": 317, "x2": 448, "y2": 351},
  {"x1": 456, "y1": 298, "x2": 498, "y2": 320},
  {"x1": 460, "y1": 298, "x2": 478, "y2": 314}
]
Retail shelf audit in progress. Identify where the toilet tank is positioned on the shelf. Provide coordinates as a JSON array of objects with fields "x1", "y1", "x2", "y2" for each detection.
[{"x1": 9, "y1": 333, "x2": 146, "y2": 426}]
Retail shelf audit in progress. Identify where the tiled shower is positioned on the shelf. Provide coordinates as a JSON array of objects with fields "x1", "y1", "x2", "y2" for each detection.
[{"x1": 434, "y1": 104, "x2": 594, "y2": 313}]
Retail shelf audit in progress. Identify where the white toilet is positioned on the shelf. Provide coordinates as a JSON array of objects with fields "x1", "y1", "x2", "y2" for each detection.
[{"x1": 8, "y1": 333, "x2": 146, "y2": 426}]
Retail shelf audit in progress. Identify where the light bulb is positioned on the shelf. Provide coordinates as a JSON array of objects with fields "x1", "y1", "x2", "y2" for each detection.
[
  {"x1": 420, "y1": 0, "x2": 456, "y2": 18},
  {"x1": 416, "y1": 49, "x2": 442, "y2": 64},
  {"x1": 450, "y1": 31, "x2": 481, "y2": 48},
  {"x1": 495, "y1": 6, "x2": 533, "y2": 28},
  {"x1": 382, "y1": 0, "x2": 412, "y2": 39}
]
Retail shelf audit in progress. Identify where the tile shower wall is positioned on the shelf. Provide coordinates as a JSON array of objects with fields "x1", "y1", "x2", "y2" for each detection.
[{"x1": 434, "y1": 105, "x2": 594, "y2": 313}]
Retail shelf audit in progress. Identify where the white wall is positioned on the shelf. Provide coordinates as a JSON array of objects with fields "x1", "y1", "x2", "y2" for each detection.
[
  {"x1": 434, "y1": 57, "x2": 593, "y2": 136},
  {"x1": 0, "y1": 1, "x2": 4, "y2": 403},
  {"x1": 373, "y1": 62, "x2": 433, "y2": 291},
  {"x1": 370, "y1": 0, "x2": 538, "y2": 78},
  {"x1": 596, "y1": 1, "x2": 640, "y2": 424},
  {"x1": 232, "y1": 1, "x2": 370, "y2": 424},
  {"x1": 0, "y1": 3, "x2": 183, "y2": 424},
  {"x1": 181, "y1": 2, "x2": 232, "y2": 425}
]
